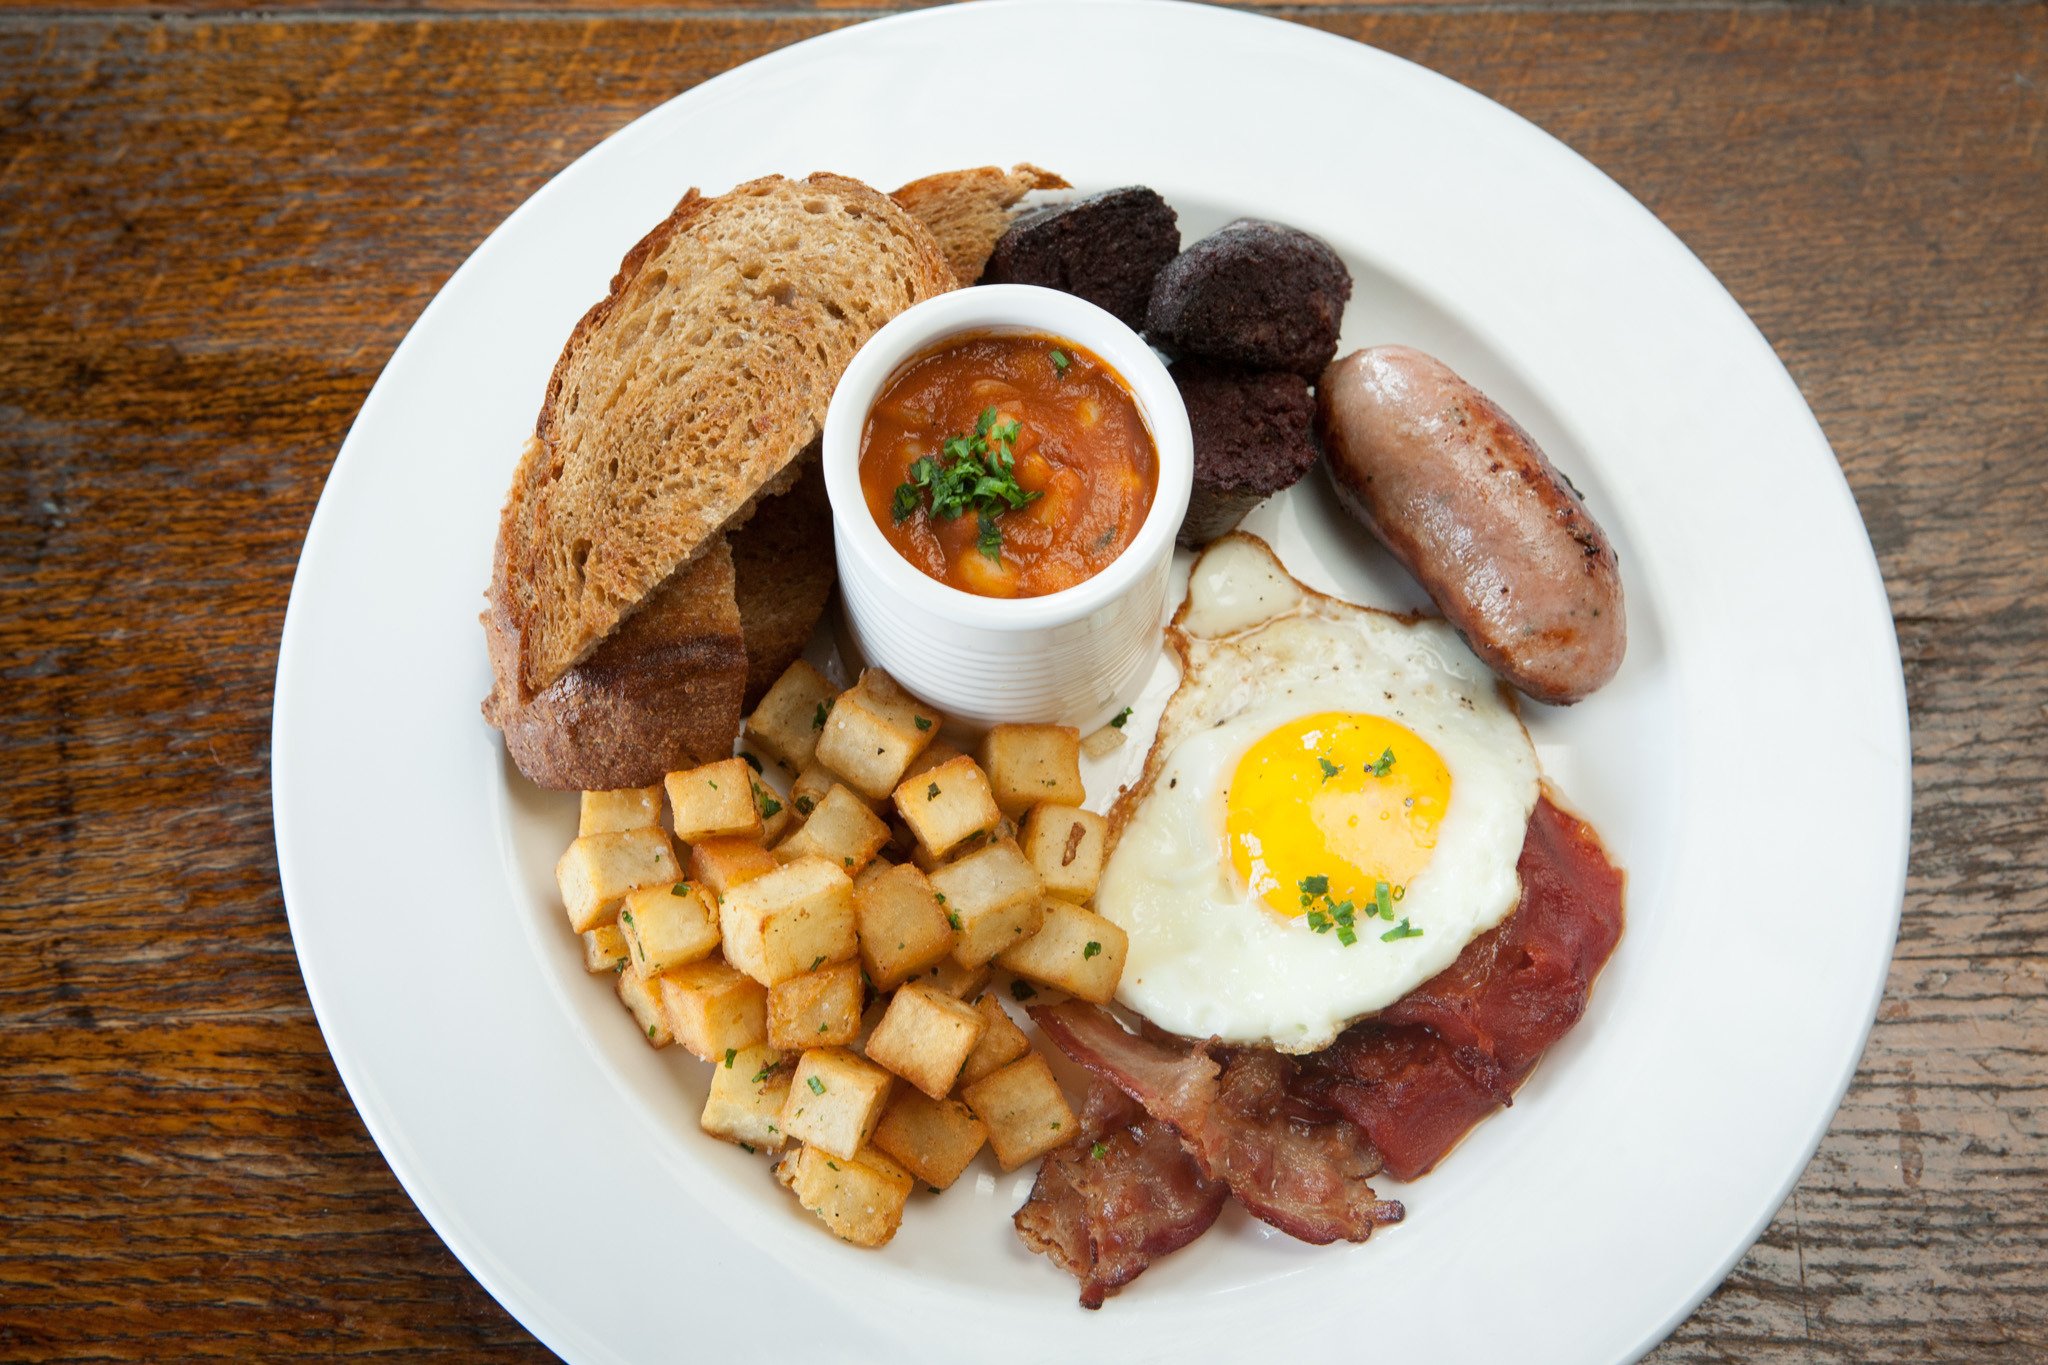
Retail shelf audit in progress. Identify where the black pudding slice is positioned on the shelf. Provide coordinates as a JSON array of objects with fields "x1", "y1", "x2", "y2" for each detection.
[
  {"x1": 1145, "y1": 219, "x2": 1352, "y2": 378},
  {"x1": 1171, "y1": 361, "x2": 1320, "y2": 547},
  {"x1": 981, "y1": 187, "x2": 1181, "y2": 331}
]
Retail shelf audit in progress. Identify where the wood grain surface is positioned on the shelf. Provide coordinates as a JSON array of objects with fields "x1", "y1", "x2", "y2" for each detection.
[{"x1": 2, "y1": 1, "x2": 2042, "y2": 1359}]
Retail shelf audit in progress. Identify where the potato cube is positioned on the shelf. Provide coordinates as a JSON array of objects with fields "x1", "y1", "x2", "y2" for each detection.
[
  {"x1": 557, "y1": 827, "x2": 680, "y2": 933},
  {"x1": 979, "y1": 724, "x2": 1085, "y2": 816},
  {"x1": 701, "y1": 1046, "x2": 794, "y2": 1152},
  {"x1": 768, "y1": 960, "x2": 865, "y2": 1051},
  {"x1": 1018, "y1": 804, "x2": 1109, "y2": 903},
  {"x1": 744, "y1": 660, "x2": 838, "y2": 772},
  {"x1": 618, "y1": 882, "x2": 720, "y2": 978},
  {"x1": 776, "y1": 1142, "x2": 912, "y2": 1248},
  {"x1": 655, "y1": 958, "x2": 767, "y2": 1061},
  {"x1": 864, "y1": 982, "x2": 988, "y2": 1099},
  {"x1": 686, "y1": 836, "x2": 778, "y2": 901},
  {"x1": 788, "y1": 763, "x2": 837, "y2": 822},
  {"x1": 929, "y1": 840, "x2": 1045, "y2": 967},
  {"x1": 581, "y1": 922, "x2": 629, "y2": 975},
  {"x1": 871, "y1": 1090, "x2": 988, "y2": 1189},
  {"x1": 718, "y1": 856, "x2": 857, "y2": 986},
  {"x1": 854, "y1": 857, "x2": 897, "y2": 891},
  {"x1": 910, "y1": 955, "x2": 991, "y2": 1002},
  {"x1": 894, "y1": 755, "x2": 1003, "y2": 861},
  {"x1": 813, "y1": 669, "x2": 941, "y2": 801},
  {"x1": 996, "y1": 900, "x2": 1129, "y2": 1005},
  {"x1": 908, "y1": 814, "x2": 1016, "y2": 872},
  {"x1": 957, "y1": 993, "x2": 1032, "y2": 1087},
  {"x1": 853, "y1": 863, "x2": 955, "y2": 991},
  {"x1": 750, "y1": 771, "x2": 793, "y2": 844},
  {"x1": 615, "y1": 964, "x2": 672, "y2": 1048},
  {"x1": 781, "y1": 1047, "x2": 894, "y2": 1161},
  {"x1": 961, "y1": 1052, "x2": 1076, "y2": 1170},
  {"x1": 578, "y1": 785, "x2": 662, "y2": 835},
  {"x1": 903, "y1": 736, "x2": 965, "y2": 783},
  {"x1": 665, "y1": 757, "x2": 763, "y2": 843},
  {"x1": 773, "y1": 784, "x2": 890, "y2": 875}
]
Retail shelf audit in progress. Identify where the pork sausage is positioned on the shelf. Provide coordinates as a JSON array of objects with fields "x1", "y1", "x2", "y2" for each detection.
[{"x1": 1316, "y1": 346, "x2": 1624, "y2": 704}]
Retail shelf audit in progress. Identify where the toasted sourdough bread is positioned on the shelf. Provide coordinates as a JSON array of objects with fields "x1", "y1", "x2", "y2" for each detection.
[
  {"x1": 730, "y1": 458, "x2": 835, "y2": 710},
  {"x1": 489, "y1": 173, "x2": 955, "y2": 702},
  {"x1": 891, "y1": 164, "x2": 1069, "y2": 286},
  {"x1": 484, "y1": 538, "x2": 745, "y2": 791}
]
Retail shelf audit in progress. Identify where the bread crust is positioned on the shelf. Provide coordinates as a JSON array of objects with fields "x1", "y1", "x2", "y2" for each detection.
[
  {"x1": 484, "y1": 539, "x2": 746, "y2": 791},
  {"x1": 891, "y1": 163, "x2": 1069, "y2": 286}
]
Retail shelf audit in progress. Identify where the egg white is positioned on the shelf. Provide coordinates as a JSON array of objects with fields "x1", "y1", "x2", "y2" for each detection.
[{"x1": 1096, "y1": 536, "x2": 1540, "y2": 1053}]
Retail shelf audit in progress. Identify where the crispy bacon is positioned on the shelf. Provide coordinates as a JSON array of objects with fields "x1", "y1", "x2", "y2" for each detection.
[
  {"x1": 1014, "y1": 1079, "x2": 1228, "y2": 1309},
  {"x1": 1032, "y1": 1003, "x2": 1405, "y2": 1245},
  {"x1": 1299, "y1": 795, "x2": 1626, "y2": 1178},
  {"x1": 1016, "y1": 794, "x2": 1623, "y2": 1300}
]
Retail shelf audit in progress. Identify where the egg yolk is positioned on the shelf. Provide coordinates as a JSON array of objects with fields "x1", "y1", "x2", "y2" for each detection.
[{"x1": 1225, "y1": 712, "x2": 1452, "y2": 919}]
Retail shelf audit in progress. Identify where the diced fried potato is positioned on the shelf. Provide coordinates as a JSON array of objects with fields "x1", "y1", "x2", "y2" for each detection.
[
  {"x1": 1080, "y1": 723, "x2": 1128, "y2": 761},
  {"x1": 750, "y1": 771, "x2": 793, "y2": 844},
  {"x1": 744, "y1": 660, "x2": 838, "y2": 772},
  {"x1": 781, "y1": 1047, "x2": 894, "y2": 1161},
  {"x1": 701, "y1": 1046, "x2": 793, "y2": 1151},
  {"x1": 767, "y1": 960, "x2": 865, "y2": 1051},
  {"x1": 957, "y1": 992, "x2": 1031, "y2": 1087},
  {"x1": 789, "y1": 763, "x2": 884, "y2": 821},
  {"x1": 813, "y1": 669, "x2": 941, "y2": 800},
  {"x1": 578, "y1": 786, "x2": 662, "y2": 835},
  {"x1": 717, "y1": 856, "x2": 857, "y2": 986},
  {"x1": 978, "y1": 724, "x2": 1085, "y2": 816},
  {"x1": 775, "y1": 1142, "x2": 912, "y2": 1247},
  {"x1": 655, "y1": 958, "x2": 767, "y2": 1061},
  {"x1": 909, "y1": 956, "x2": 991, "y2": 1002},
  {"x1": 581, "y1": 922, "x2": 629, "y2": 975},
  {"x1": 871, "y1": 1089, "x2": 988, "y2": 1189},
  {"x1": 864, "y1": 982, "x2": 988, "y2": 1099},
  {"x1": 930, "y1": 840, "x2": 1045, "y2": 967},
  {"x1": 908, "y1": 815, "x2": 1016, "y2": 872},
  {"x1": 557, "y1": 827, "x2": 680, "y2": 933},
  {"x1": 894, "y1": 755, "x2": 1003, "y2": 861},
  {"x1": 687, "y1": 836, "x2": 778, "y2": 901},
  {"x1": 961, "y1": 1052, "x2": 1076, "y2": 1170},
  {"x1": 903, "y1": 736, "x2": 964, "y2": 783},
  {"x1": 995, "y1": 900, "x2": 1128, "y2": 1004},
  {"x1": 773, "y1": 784, "x2": 890, "y2": 875},
  {"x1": 854, "y1": 857, "x2": 897, "y2": 891},
  {"x1": 1018, "y1": 804, "x2": 1109, "y2": 903},
  {"x1": 618, "y1": 882, "x2": 720, "y2": 978},
  {"x1": 854, "y1": 863, "x2": 956, "y2": 991},
  {"x1": 615, "y1": 963, "x2": 672, "y2": 1048},
  {"x1": 665, "y1": 757, "x2": 763, "y2": 843}
]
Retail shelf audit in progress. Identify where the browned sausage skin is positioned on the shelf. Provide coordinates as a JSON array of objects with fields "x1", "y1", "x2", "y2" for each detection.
[{"x1": 1316, "y1": 346, "x2": 1625, "y2": 704}]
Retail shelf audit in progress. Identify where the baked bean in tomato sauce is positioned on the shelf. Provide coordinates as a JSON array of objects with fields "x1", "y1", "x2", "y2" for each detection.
[{"x1": 859, "y1": 332, "x2": 1157, "y2": 598}]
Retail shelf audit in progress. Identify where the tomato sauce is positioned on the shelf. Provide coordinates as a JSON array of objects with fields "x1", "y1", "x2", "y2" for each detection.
[{"x1": 858, "y1": 331, "x2": 1157, "y2": 598}]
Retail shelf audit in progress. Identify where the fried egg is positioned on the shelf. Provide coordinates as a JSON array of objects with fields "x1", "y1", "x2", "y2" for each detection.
[{"x1": 1096, "y1": 535, "x2": 1540, "y2": 1053}]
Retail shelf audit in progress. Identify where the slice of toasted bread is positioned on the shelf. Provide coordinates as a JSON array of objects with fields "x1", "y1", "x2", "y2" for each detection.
[
  {"x1": 484, "y1": 537, "x2": 745, "y2": 791},
  {"x1": 892, "y1": 164, "x2": 1068, "y2": 287},
  {"x1": 730, "y1": 457, "x2": 836, "y2": 710},
  {"x1": 490, "y1": 172, "x2": 955, "y2": 702}
]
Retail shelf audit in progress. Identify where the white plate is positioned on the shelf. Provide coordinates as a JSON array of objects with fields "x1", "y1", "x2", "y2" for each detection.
[{"x1": 272, "y1": 3, "x2": 1910, "y2": 1361}]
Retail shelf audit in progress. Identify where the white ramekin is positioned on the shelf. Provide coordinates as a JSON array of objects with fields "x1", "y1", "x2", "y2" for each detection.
[{"x1": 822, "y1": 285, "x2": 1193, "y2": 730}]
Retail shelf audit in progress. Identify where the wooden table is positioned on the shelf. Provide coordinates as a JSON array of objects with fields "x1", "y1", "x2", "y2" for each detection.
[{"x1": 2, "y1": 0, "x2": 2041, "y2": 1357}]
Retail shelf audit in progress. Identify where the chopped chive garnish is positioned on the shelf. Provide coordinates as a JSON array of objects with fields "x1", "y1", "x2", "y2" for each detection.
[{"x1": 807, "y1": 1075, "x2": 826, "y2": 1095}]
